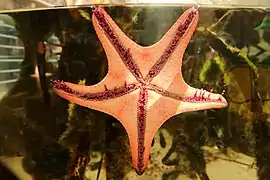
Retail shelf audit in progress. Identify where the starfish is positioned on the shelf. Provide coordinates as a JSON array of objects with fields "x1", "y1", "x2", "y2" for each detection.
[{"x1": 52, "y1": 6, "x2": 228, "y2": 175}]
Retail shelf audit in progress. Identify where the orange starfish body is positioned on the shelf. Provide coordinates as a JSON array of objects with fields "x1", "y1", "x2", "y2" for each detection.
[{"x1": 52, "y1": 6, "x2": 228, "y2": 175}]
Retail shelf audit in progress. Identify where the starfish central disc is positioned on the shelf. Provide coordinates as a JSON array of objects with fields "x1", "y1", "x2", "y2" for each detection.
[{"x1": 52, "y1": 6, "x2": 228, "y2": 175}]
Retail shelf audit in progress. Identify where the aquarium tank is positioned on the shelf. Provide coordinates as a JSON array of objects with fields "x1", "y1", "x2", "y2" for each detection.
[{"x1": 0, "y1": 0, "x2": 269, "y2": 179}]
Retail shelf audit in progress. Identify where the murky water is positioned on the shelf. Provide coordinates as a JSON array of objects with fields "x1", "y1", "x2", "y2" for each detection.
[{"x1": 0, "y1": 5, "x2": 269, "y2": 180}]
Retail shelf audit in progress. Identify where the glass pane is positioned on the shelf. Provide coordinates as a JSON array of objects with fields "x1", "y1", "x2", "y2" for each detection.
[{"x1": 0, "y1": 5, "x2": 269, "y2": 180}]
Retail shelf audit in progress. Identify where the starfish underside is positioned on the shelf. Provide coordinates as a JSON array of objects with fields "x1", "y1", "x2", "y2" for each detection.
[{"x1": 52, "y1": 6, "x2": 228, "y2": 175}]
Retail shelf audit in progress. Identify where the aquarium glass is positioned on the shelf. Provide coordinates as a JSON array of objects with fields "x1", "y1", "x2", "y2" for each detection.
[{"x1": 0, "y1": 2, "x2": 269, "y2": 180}]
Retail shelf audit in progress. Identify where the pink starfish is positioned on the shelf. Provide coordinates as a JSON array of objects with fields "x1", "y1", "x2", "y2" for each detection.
[{"x1": 52, "y1": 6, "x2": 227, "y2": 175}]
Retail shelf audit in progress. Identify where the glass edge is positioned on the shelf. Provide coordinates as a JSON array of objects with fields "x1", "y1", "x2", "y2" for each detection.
[{"x1": 0, "y1": 1, "x2": 269, "y2": 13}]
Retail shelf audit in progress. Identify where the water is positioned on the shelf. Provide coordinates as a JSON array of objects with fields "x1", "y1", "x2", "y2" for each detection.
[{"x1": 0, "y1": 5, "x2": 269, "y2": 180}]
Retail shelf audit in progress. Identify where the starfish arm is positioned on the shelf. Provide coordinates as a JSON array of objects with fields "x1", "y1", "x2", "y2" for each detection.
[
  {"x1": 148, "y1": 83, "x2": 227, "y2": 105},
  {"x1": 146, "y1": 7, "x2": 199, "y2": 82},
  {"x1": 52, "y1": 78, "x2": 141, "y2": 119},
  {"x1": 52, "y1": 81, "x2": 138, "y2": 101},
  {"x1": 53, "y1": 82, "x2": 143, "y2": 132},
  {"x1": 92, "y1": 7, "x2": 144, "y2": 83},
  {"x1": 146, "y1": 7, "x2": 199, "y2": 87}
]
